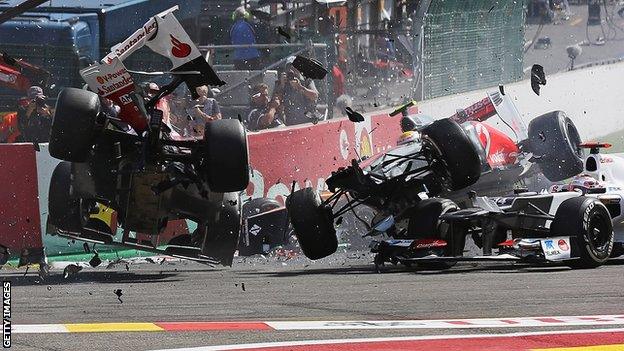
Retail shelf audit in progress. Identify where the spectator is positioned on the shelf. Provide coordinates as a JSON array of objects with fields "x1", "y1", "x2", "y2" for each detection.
[
  {"x1": 100, "y1": 97, "x2": 120, "y2": 119},
  {"x1": 230, "y1": 7, "x2": 261, "y2": 70},
  {"x1": 16, "y1": 86, "x2": 52, "y2": 143},
  {"x1": 538, "y1": 0, "x2": 554, "y2": 22},
  {"x1": 273, "y1": 56, "x2": 319, "y2": 126},
  {"x1": 332, "y1": 58, "x2": 347, "y2": 99},
  {"x1": 247, "y1": 83, "x2": 283, "y2": 131},
  {"x1": 0, "y1": 112, "x2": 20, "y2": 143},
  {"x1": 169, "y1": 90, "x2": 193, "y2": 136},
  {"x1": 145, "y1": 82, "x2": 172, "y2": 126},
  {"x1": 189, "y1": 85, "x2": 221, "y2": 135}
]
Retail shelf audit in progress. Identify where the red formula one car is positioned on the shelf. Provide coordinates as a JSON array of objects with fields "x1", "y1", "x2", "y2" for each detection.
[{"x1": 402, "y1": 91, "x2": 584, "y2": 202}]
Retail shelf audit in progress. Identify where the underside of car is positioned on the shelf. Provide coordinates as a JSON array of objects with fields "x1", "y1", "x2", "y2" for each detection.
[{"x1": 45, "y1": 8, "x2": 253, "y2": 266}]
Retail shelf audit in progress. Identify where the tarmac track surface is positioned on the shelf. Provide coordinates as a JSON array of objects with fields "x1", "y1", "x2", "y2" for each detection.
[{"x1": 4, "y1": 254, "x2": 624, "y2": 351}]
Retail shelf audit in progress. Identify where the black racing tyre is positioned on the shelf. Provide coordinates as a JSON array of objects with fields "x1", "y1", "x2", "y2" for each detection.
[
  {"x1": 285, "y1": 188, "x2": 338, "y2": 260},
  {"x1": 48, "y1": 162, "x2": 83, "y2": 232},
  {"x1": 551, "y1": 197, "x2": 614, "y2": 268},
  {"x1": 407, "y1": 198, "x2": 460, "y2": 270},
  {"x1": 50, "y1": 88, "x2": 101, "y2": 162},
  {"x1": 422, "y1": 118, "x2": 481, "y2": 192},
  {"x1": 528, "y1": 111, "x2": 584, "y2": 181},
  {"x1": 201, "y1": 192, "x2": 242, "y2": 266},
  {"x1": 202, "y1": 119, "x2": 250, "y2": 193}
]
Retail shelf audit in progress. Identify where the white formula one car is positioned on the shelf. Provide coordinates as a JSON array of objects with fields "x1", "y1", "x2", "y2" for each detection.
[
  {"x1": 549, "y1": 142, "x2": 624, "y2": 258},
  {"x1": 371, "y1": 190, "x2": 615, "y2": 271}
]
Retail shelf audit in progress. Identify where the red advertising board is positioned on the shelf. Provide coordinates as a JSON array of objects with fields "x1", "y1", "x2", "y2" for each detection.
[
  {"x1": 0, "y1": 110, "x2": 405, "y2": 257},
  {"x1": 0, "y1": 144, "x2": 43, "y2": 253},
  {"x1": 244, "y1": 112, "x2": 402, "y2": 204}
]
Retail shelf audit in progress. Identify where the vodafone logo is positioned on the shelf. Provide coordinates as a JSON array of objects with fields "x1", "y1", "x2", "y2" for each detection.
[
  {"x1": 170, "y1": 35, "x2": 192, "y2": 58},
  {"x1": 558, "y1": 239, "x2": 569, "y2": 251}
]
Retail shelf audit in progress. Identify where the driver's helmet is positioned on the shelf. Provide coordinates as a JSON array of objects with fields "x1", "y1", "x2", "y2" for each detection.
[
  {"x1": 397, "y1": 130, "x2": 419, "y2": 145},
  {"x1": 550, "y1": 174, "x2": 603, "y2": 193},
  {"x1": 570, "y1": 174, "x2": 603, "y2": 189}
]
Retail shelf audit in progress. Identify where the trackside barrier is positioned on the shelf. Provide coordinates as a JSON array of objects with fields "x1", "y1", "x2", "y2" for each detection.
[
  {"x1": 0, "y1": 111, "x2": 400, "y2": 259},
  {"x1": 1, "y1": 61, "x2": 623, "y2": 259}
]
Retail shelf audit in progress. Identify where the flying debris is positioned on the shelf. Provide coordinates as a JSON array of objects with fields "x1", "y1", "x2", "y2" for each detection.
[
  {"x1": 531, "y1": 64, "x2": 546, "y2": 95},
  {"x1": 345, "y1": 107, "x2": 365, "y2": 122}
]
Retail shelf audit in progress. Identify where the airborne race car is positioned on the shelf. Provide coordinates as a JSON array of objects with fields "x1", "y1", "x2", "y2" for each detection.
[
  {"x1": 46, "y1": 7, "x2": 251, "y2": 265},
  {"x1": 286, "y1": 92, "x2": 588, "y2": 263}
]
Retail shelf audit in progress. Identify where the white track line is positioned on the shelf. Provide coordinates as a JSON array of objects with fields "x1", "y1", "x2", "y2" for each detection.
[
  {"x1": 12, "y1": 324, "x2": 69, "y2": 334},
  {"x1": 10, "y1": 314, "x2": 624, "y2": 334},
  {"x1": 266, "y1": 314, "x2": 624, "y2": 330},
  {"x1": 150, "y1": 327, "x2": 624, "y2": 351}
]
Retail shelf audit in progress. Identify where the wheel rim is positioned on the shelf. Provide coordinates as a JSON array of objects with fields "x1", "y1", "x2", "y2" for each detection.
[
  {"x1": 422, "y1": 137, "x2": 453, "y2": 192},
  {"x1": 587, "y1": 213, "x2": 610, "y2": 254},
  {"x1": 565, "y1": 120, "x2": 584, "y2": 159}
]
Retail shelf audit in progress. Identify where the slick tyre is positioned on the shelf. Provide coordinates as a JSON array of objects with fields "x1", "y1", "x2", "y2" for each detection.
[
  {"x1": 201, "y1": 192, "x2": 242, "y2": 266},
  {"x1": 286, "y1": 188, "x2": 338, "y2": 260},
  {"x1": 528, "y1": 111, "x2": 583, "y2": 181},
  {"x1": 422, "y1": 119, "x2": 481, "y2": 192},
  {"x1": 202, "y1": 119, "x2": 250, "y2": 192},
  {"x1": 48, "y1": 162, "x2": 84, "y2": 233},
  {"x1": 50, "y1": 88, "x2": 101, "y2": 162},
  {"x1": 407, "y1": 198, "x2": 460, "y2": 270},
  {"x1": 551, "y1": 197, "x2": 614, "y2": 268}
]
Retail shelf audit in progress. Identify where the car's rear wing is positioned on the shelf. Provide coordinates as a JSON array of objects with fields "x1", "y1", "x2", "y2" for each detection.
[{"x1": 82, "y1": 6, "x2": 223, "y2": 100}]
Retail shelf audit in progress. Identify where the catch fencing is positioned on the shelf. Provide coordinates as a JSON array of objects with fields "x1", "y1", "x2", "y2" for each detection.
[{"x1": 421, "y1": 0, "x2": 526, "y2": 99}]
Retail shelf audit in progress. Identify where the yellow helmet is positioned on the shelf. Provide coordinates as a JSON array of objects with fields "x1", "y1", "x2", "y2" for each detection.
[{"x1": 397, "y1": 131, "x2": 419, "y2": 145}]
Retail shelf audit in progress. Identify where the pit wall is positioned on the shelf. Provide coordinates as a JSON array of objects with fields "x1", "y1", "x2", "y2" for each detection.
[{"x1": 1, "y1": 62, "x2": 622, "y2": 258}]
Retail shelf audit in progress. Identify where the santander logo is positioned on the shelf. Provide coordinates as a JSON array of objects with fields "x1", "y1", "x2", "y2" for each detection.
[{"x1": 170, "y1": 35, "x2": 192, "y2": 58}]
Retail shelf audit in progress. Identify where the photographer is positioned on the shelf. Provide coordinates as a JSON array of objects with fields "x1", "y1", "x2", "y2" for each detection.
[
  {"x1": 273, "y1": 56, "x2": 319, "y2": 126},
  {"x1": 247, "y1": 83, "x2": 283, "y2": 131},
  {"x1": 16, "y1": 86, "x2": 52, "y2": 143}
]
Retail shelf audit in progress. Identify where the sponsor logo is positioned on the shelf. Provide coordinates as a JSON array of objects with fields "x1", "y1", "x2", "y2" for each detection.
[
  {"x1": 582, "y1": 202, "x2": 595, "y2": 231},
  {"x1": 412, "y1": 239, "x2": 447, "y2": 249},
  {"x1": 113, "y1": 21, "x2": 158, "y2": 58},
  {"x1": 558, "y1": 239, "x2": 570, "y2": 251},
  {"x1": 489, "y1": 150, "x2": 507, "y2": 165},
  {"x1": 170, "y1": 35, "x2": 192, "y2": 58},
  {"x1": 91, "y1": 65, "x2": 134, "y2": 96},
  {"x1": 95, "y1": 67, "x2": 128, "y2": 85},
  {"x1": 360, "y1": 132, "x2": 373, "y2": 158},
  {"x1": 543, "y1": 239, "x2": 562, "y2": 256},
  {"x1": 119, "y1": 93, "x2": 133, "y2": 105},
  {"x1": 96, "y1": 76, "x2": 134, "y2": 96}
]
